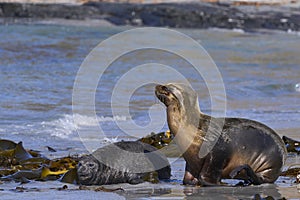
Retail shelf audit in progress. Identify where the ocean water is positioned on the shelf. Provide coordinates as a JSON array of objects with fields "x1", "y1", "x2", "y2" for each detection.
[{"x1": 0, "y1": 24, "x2": 300, "y2": 199}]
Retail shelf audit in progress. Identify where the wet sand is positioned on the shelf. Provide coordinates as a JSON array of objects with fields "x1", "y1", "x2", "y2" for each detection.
[{"x1": 1, "y1": 155, "x2": 299, "y2": 199}]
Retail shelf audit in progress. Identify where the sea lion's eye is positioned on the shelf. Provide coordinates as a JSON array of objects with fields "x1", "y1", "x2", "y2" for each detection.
[
  {"x1": 162, "y1": 86, "x2": 168, "y2": 91},
  {"x1": 78, "y1": 162, "x2": 82, "y2": 167}
]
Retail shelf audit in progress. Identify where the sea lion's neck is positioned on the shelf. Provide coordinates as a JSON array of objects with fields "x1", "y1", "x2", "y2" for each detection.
[
  {"x1": 166, "y1": 104, "x2": 204, "y2": 134},
  {"x1": 166, "y1": 104, "x2": 180, "y2": 134},
  {"x1": 167, "y1": 103, "x2": 207, "y2": 154}
]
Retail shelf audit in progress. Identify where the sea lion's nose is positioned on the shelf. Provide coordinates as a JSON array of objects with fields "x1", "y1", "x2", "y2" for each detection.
[
  {"x1": 155, "y1": 84, "x2": 163, "y2": 91},
  {"x1": 155, "y1": 85, "x2": 168, "y2": 92}
]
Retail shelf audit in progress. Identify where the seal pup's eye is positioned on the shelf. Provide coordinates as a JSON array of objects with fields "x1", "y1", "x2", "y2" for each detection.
[{"x1": 88, "y1": 162, "x2": 95, "y2": 168}]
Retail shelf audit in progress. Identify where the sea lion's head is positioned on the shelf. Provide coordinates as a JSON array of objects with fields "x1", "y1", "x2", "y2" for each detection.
[
  {"x1": 77, "y1": 155, "x2": 101, "y2": 185},
  {"x1": 155, "y1": 83, "x2": 203, "y2": 146},
  {"x1": 155, "y1": 83, "x2": 200, "y2": 113},
  {"x1": 155, "y1": 83, "x2": 201, "y2": 131}
]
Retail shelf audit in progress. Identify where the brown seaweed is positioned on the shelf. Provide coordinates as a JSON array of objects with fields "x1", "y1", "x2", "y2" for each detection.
[
  {"x1": 2, "y1": 134, "x2": 299, "y2": 186},
  {"x1": 1, "y1": 168, "x2": 43, "y2": 181},
  {"x1": 281, "y1": 166, "x2": 300, "y2": 183},
  {"x1": 46, "y1": 146, "x2": 57, "y2": 152},
  {"x1": 252, "y1": 194, "x2": 287, "y2": 200},
  {"x1": 138, "y1": 131, "x2": 173, "y2": 149},
  {"x1": 0, "y1": 139, "x2": 79, "y2": 183},
  {"x1": 0, "y1": 139, "x2": 17, "y2": 151},
  {"x1": 60, "y1": 168, "x2": 78, "y2": 184},
  {"x1": 14, "y1": 142, "x2": 33, "y2": 162},
  {"x1": 282, "y1": 136, "x2": 300, "y2": 153},
  {"x1": 78, "y1": 185, "x2": 124, "y2": 192},
  {"x1": 138, "y1": 131, "x2": 181, "y2": 158},
  {"x1": 142, "y1": 171, "x2": 159, "y2": 184},
  {"x1": 281, "y1": 168, "x2": 300, "y2": 176}
]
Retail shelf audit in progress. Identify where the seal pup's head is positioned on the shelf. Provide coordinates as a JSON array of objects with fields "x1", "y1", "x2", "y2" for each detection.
[{"x1": 77, "y1": 155, "x2": 104, "y2": 185}]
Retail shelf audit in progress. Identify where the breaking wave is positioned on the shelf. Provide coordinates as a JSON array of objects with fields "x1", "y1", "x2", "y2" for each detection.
[{"x1": 42, "y1": 114, "x2": 127, "y2": 139}]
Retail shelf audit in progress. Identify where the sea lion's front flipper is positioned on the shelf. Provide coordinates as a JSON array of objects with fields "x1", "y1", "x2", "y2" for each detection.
[
  {"x1": 230, "y1": 164, "x2": 263, "y2": 185},
  {"x1": 183, "y1": 170, "x2": 199, "y2": 185},
  {"x1": 183, "y1": 163, "x2": 199, "y2": 185}
]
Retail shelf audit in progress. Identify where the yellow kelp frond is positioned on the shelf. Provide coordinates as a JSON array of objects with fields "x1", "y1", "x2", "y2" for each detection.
[{"x1": 41, "y1": 167, "x2": 69, "y2": 179}]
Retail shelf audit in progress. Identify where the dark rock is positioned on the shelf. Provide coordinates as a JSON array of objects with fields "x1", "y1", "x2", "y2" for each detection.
[{"x1": 0, "y1": 2, "x2": 300, "y2": 32}]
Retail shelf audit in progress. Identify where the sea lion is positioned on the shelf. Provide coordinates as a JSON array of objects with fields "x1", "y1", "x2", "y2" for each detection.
[
  {"x1": 77, "y1": 141, "x2": 171, "y2": 185},
  {"x1": 155, "y1": 83, "x2": 287, "y2": 186}
]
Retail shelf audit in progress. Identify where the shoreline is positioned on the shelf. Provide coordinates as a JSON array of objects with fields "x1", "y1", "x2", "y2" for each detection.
[{"x1": 0, "y1": 1, "x2": 299, "y2": 31}]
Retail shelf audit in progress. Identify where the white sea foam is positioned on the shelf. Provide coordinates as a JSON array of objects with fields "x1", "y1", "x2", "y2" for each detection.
[
  {"x1": 41, "y1": 114, "x2": 127, "y2": 139},
  {"x1": 98, "y1": 115, "x2": 127, "y2": 122},
  {"x1": 295, "y1": 83, "x2": 300, "y2": 92},
  {"x1": 232, "y1": 28, "x2": 245, "y2": 34},
  {"x1": 287, "y1": 29, "x2": 300, "y2": 36},
  {"x1": 0, "y1": 114, "x2": 128, "y2": 141},
  {"x1": 207, "y1": 27, "x2": 245, "y2": 34},
  {"x1": 102, "y1": 136, "x2": 119, "y2": 144}
]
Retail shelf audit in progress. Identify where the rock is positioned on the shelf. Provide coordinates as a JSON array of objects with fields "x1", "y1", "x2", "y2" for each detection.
[{"x1": 0, "y1": 2, "x2": 300, "y2": 31}]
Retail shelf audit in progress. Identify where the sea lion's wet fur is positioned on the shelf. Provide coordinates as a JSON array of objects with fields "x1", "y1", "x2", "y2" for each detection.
[
  {"x1": 77, "y1": 141, "x2": 171, "y2": 185},
  {"x1": 156, "y1": 83, "x2": 287, "y2": 186}
]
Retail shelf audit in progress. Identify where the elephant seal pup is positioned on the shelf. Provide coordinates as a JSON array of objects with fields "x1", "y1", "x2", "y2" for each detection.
[
  {"x1": 155, "y1": 83, "x2": 287, "y2": 186},
  {"x1": 77, "y1": 141, "x2": 171, "y2": 185}
]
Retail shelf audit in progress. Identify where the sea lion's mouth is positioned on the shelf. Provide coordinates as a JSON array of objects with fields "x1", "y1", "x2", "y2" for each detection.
[
  {"x1": 155, "y1": 85, "x2": 171, "y2": 105},
  {"x1": 156, "y1": 93, "x2": 168, "y2": 105}
]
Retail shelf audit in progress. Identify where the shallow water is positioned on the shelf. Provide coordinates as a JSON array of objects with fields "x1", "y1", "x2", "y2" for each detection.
[{"x1": 0, "y1": 24, "x2": 300, "y2": 199}]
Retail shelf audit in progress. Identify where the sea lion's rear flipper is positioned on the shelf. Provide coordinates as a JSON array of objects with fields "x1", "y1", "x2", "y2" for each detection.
[{"x1": 230, "y1": 164, "x2": 263, "y2": 185}]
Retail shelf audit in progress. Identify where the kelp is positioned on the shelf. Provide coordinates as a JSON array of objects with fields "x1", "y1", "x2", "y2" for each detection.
[
  {"x1": 1, "y1": 168, "x2": 43, "y2": 181},
  {"x1": 0, "y1": 139, "x2": 17, "y2": 151},
  {"x1": 0, "y1": 141, "x2": 45, "y2": 168},
  {"x1": 138, "y1": 131, "x2": 182, "y2": 158},
  {"x1": 0, "y1": 157, "x2": 79, "y2": 182},
  {"x1": 0, "y1": 139, "x2": 79, "y2": 183},
  {"x1": 281, "y1": 167, "x2": 300, "y2": 176},
  {"x1": 78, "y1": 185, "x2": 124, "y2": 192},
  {"x1": 281, "y1": 165, "x2": 300, "y2": 184},
  {"x1": 60, "y1": 168, "x2": 78, "y2": 184},
  {"x1": 253, "y1": 194, "x2": 287, "y2": 200},
  {"x1": 1, "y1": 133, "x2": 300, "y2": 186},
  {"x1": 138, "y1": 131, "x2": 173, "y2": 149},
  {"x1": 142, "y1": 171, "x2": 159, "y2": 184},
  {"x1": 13, "y1": 142, "x2": 33, "y2": 162},
  {"x1": 282, "y1": 136, "x2": 300, "y2": 154},
  {"x1": 139, "y1": 133, "x2": 300, "y2": 156}
]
